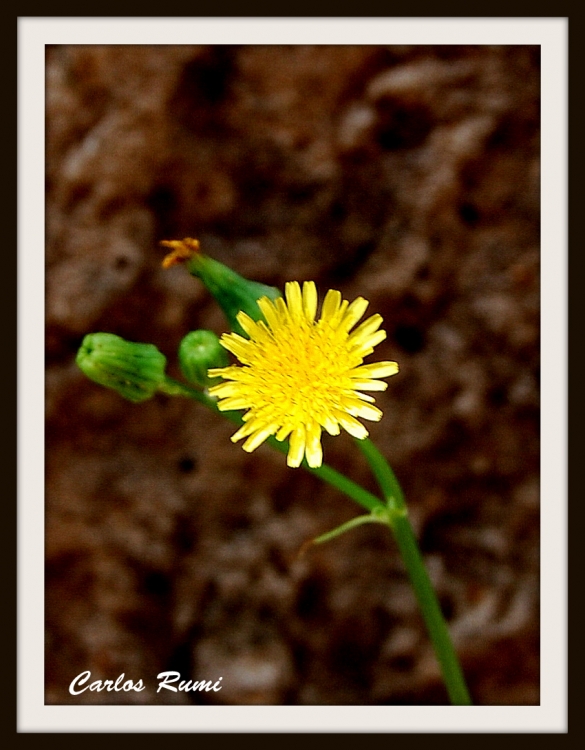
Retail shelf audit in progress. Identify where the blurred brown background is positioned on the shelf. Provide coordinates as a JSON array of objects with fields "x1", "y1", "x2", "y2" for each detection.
[{"x1": 45, "y1": 44, "x2": 540, "y2": 705}]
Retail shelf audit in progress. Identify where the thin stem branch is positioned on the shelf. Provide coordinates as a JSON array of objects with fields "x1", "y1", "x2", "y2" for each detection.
[{"x1": 311, "y1": 510, "x2": 389, "y2": 546}]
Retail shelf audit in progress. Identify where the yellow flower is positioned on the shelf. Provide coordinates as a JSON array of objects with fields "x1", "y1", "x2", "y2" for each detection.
[{"x1": 208, "y1": 281, "x2": 399, "y2": 469}]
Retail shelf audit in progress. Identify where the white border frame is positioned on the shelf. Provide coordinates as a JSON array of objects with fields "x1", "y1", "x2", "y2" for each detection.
[{"x1": 18, "y1": 17, "x2": 567, "y2": 733}]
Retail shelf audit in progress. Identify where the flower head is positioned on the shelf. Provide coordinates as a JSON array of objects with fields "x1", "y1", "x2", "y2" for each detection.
[{"x1": 208, "y1": 281, "x2": 399, "y2": 468}]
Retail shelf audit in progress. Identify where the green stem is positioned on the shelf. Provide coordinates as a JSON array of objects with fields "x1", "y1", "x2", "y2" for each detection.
[
  {"x1": 392, "y1": 514, "x2": 471, "y2": 705},
  {"x1": 356, "y1": 437, "x2": 406, "y2": 512},
  {"x1": 356, "y1": 438, "x2": 472, "y2": 706}
]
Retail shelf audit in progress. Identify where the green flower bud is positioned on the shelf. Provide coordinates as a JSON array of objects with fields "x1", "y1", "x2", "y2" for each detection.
[
  {"x1": 76, "y1": 333, "x2": 167, "y2": 403},
  {"x1": 178, "y1": 330, "x2": 229, "y2": 388},
  {"x1": 161, "y1": 238, "x2": 282, "y2": 337}
]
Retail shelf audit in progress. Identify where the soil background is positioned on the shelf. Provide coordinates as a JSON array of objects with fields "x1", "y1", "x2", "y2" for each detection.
[{"x1": 45, "y1": 44, "x2": 540, "y2": 706}]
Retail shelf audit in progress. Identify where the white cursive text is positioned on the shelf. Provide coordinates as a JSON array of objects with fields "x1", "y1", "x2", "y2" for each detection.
[
  {"x1": 156, "y1": 672, "x2": 223, "y2": 693},
  {"x1": 69, "y1": 671, "x2": 145, "y2": 695}
]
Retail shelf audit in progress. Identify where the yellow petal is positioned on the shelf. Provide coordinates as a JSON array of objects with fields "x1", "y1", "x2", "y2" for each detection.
[
  {"x1": 302, "y1": 281, "x2": 318, "y2": 322},
  {"x1": 305, "y1": 422, "x2": 323, "y2": 468},
  {"x1": 348, "y1": 313, "x2": 383, "y2": 344},
  {"x1": 350, "y1": 379, "x2": 388, "y2": 391},
  {"x1": 287, "y1": 425, "x2": 306, "y2": 468},
  {"x1": 320, "y1": 414, "x2": 341, "y2": 435},
  {"x1": 340, "y1": 297, "x2": 369, "y2": 332},
  {"x1": 242, "y1": 423, "x2": 278, "y2": 452},
  {"x1": 220, "y1": 334, "x2": 253, "y2": 361},
  {"x1": 350, "y1": 329, "x2": 387, "y2": 356},
  {"x1": 285, "y1": 281, "x2": 303, "y2": 320},
  {"x1": 207, "y1": 382, "x2": 243, "y2": 398},
  {"x1": 231, "y1": 420, "x2": 259, "y2": 442},
  {"x1": 207, "y1": 367, "x2": 240, "y2": 383},
  {"x1": 236, "y1": 311, "x2": 263, "y2": 338},
  {"x1": 351, "y1": 361, "x2": 399, "y2": 379},
  {"x1": 320, "y1": 289, "x2": 342, "y2": 322},
  {"x1": 276, "y1": 296, "x2": 290, "y2": 317},
  {"x1": 275, "y1": 424, "x2": 293, "y2": 441},
  {"x1": 217, "y1": 397, "x2": 253, "y2": 411},
  {"x1": 335, "y1": 411, "x2": 369, "y2": 439},
  {"x1": 346, "y1": 401, "x2": 383, "y2": 422},
  {"x1": 257, "y1": 297, "x2": 282, "y2": 331}
]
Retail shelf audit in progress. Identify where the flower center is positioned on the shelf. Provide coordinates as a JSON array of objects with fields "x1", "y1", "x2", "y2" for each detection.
[{"x1": 246, "y1": 320, "x2": 356, "y2": 423}]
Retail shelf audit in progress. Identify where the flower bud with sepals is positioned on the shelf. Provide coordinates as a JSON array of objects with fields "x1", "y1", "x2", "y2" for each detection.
[
  {"x1": 76, "y1": 333, "x2": 167, "y2": 403},
  {"x1": 178, "y1": 329, "x2": 229, "y2": 388}
]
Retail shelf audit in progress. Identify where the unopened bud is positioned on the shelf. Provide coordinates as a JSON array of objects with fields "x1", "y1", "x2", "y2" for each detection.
[
  {"x1": 178, "y1": 330, "x2": 229, "y2": 388},
  {"x1": 76, "y1": 333, "x2": 167, "y2": 403}
]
